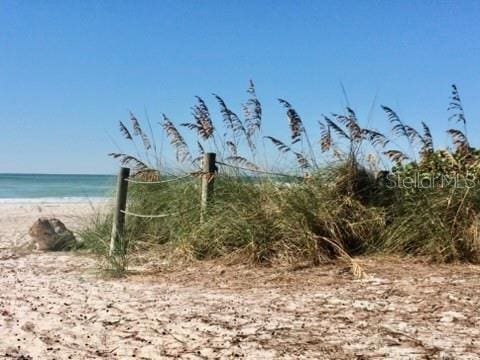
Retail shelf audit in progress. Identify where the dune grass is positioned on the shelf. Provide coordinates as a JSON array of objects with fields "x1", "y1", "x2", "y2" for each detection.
[{"x1": 82, "y1": 82, "x2": 480, "y2": 272}]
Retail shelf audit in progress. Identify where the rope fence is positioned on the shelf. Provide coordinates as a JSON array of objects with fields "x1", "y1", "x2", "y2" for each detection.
[
  {"x1": 109, "y1": 152, "x2": 303, "y2": 256},
  {"x1": 118, "y1": 173, "x2": 200, "y2": 219},
  {"x1": 109, "y1": 153, "x2": 216, "y2": 256}
]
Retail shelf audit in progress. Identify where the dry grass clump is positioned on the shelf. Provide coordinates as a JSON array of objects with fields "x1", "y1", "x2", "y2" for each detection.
[{"x1": 85, "y1": 82, "x2": 480, "y2": 272}]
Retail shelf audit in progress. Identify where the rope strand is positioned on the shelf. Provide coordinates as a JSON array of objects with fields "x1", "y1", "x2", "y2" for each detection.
[
  {"x1": 120, "y1": 209, "x2": 176, "y2": 218},
  {"x1": 216, "y1": 161, "x2": 300, "y2": 178},
  {"x1": 120, "y1": 205, "x2": 199, "y2": 219},
  {"x1": 125, "y1": 174, "x2": 191, "y2": 184}
]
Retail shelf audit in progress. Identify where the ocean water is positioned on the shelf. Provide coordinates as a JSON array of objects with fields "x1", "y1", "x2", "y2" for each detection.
[{"x1": 0, "y1": 173, "x2": 116, "y2": 202}]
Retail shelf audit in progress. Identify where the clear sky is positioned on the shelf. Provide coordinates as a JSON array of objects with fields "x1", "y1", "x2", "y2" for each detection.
[{"x1": 1, "y1": 0, "x2": 479, "y2": 174}]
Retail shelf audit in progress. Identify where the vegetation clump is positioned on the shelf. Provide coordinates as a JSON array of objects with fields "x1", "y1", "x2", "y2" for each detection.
[{"x1": 87, "y1": 82, "x2": 480, "y2": 270}]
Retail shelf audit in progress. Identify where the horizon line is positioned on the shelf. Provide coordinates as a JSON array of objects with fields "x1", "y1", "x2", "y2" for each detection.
[{"x1": 0, "y1": 172, "x2": 114, "y2": 176}]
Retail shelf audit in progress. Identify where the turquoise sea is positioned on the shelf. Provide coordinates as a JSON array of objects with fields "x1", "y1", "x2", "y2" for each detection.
[{"x1": 0, "y1": 173, "x2": 116, "y2": 201}]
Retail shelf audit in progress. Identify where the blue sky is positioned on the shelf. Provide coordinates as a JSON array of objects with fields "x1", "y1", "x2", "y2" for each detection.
[{"x1": 1, "y1": 0, "x2": 479, "y2": 174}]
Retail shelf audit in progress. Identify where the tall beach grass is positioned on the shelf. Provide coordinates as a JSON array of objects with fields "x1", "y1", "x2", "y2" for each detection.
[{"x1": 83, "y1": 82, "x2": 480, "y2": 272}]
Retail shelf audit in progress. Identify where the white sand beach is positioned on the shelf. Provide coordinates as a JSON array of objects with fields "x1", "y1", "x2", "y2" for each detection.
[{"x1": 0, "y1": 201, "x2": 479, "y2": 359}]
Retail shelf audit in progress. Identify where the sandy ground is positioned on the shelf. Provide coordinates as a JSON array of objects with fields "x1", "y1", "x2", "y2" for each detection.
[{"x1": 1, "y1": 201, "x2": 480, "y2": 359}]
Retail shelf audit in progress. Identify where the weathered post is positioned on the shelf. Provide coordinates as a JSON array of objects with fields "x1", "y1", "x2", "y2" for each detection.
[
  {"x1": 201, "y1": 153, "x2": 216, "y2": 219},
  {"x1": 109, "y1": 167, "x2": 130, "y2": 256}
]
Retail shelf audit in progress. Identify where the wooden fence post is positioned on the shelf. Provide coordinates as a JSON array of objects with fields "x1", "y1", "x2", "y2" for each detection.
[
  {"x1": 201, "y1": 153, "x2": 216, "y2": 218},
  {"x1": 109, "y1": 167, "x2": 130, "y2": 256}
]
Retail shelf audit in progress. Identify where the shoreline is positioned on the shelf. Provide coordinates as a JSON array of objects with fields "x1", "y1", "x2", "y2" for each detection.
[{"x1": 0, "y1": 196, "x2": 111, "y2": 204}]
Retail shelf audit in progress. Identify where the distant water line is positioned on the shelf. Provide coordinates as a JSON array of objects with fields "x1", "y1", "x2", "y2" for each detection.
[{"x1": 0, "y1": 173, "x2": 116, "y2": 200}]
